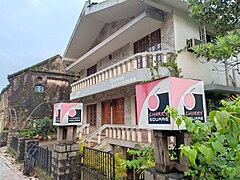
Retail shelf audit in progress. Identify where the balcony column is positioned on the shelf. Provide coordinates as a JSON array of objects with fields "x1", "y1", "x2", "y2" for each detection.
[
  {"x1": 109, "y1": 127, "x2": 113, "y2": 138},
  {"x1": 105, "y1": 128, "x2": 109, "y2": 138},
  {"x1": 142, "y1": 55, "x2": 147, "y2": 68},
  {"x1": 84, "y1": 80, "x2": 87, "y2": 88},
  {"x1": 127, "y1": 60, "x2": 131, "y2": 72},
  {"x1": 117, "y1": 65, "x2": 122, "y2": 75},
  {"x1": 97, "y1": 132, "x2": 101, "y2": 144},
  {"x1": 98, "y1": 74, "x2": 102, "y2": 82},
  {"x1": 89, "y1": 78, "x2": 92, "y2": 86},
  {"x1": 117, "y1": 128, "x2": 121, "y2": 140},
  {"x1": 162, "y1": 52, "x2": 168, "y2": 63},
  {"x1": 113, "y1": 128, "x2": 117, "y2": 139},
  {"x1": 137, "y1": 129, "x2": 142, "y2": 143},
  {"x1": 152, "y1": 54, "x2": 157, "y2": 66},
  {"x1": 133, "y1": 57, "x2": 138, "y2": 70},
  {"x1": 122, "y1": 63, "x2": 126, "y2": 74},
  {"x1": 121, "y1": 128, "x2": 126, "y2": 140},
  {"x1": 105, "y1": 71, "x2": 109, "y2": 80},
  {"x1": 86, "y1": 126, "x2": 90, "y2": 135},
  {"x1": 79, "y1": 129, "x2": 83, "y2": 140},
  {"x1": 113, "y1": 67, "x2": 117, "y2": 77},
  {"x1": 95, "y1": 75, "x2": 98, "y2": 84},
  {"x1": 126, "y1": 128, "x2": 131, "y2": 141},
  {"x1": 109, "y1": 69, "x2": 113, "y2": 79},
  {"x1": 131, "y1": 129, "x2": 136, "y2": 142},
  {"x1": 147, "y1": 129, "x2": 152, "y2": 143},
  {"x1": 102, "y1": 72, "x2": 105, "y2": 81},
  {"x1": 92, "y1": 76, "x2": 96, "y2": 85}
]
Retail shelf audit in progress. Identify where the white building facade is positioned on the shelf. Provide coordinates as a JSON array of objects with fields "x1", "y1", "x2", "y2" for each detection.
[{"x1": 63, "y1": 0, "x2": 240, "y2": 140}]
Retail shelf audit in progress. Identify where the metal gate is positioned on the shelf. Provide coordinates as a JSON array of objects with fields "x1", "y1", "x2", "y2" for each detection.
[{"x1": 81, "y1": 146, "x2": 115, "y2": 180}]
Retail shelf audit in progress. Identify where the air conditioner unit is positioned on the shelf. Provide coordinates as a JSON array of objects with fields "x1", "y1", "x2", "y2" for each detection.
[{"x1": 186, "y1": 38, "x2": 202, "y2": 52}]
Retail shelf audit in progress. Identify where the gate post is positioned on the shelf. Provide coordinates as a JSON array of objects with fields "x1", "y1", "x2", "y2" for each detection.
[
  {"x1": 51, "y1": 126, "x2": 81, "y2": 180},
  {"x1": 51, "y1": 102, "x2": 83, "y2": 180}
]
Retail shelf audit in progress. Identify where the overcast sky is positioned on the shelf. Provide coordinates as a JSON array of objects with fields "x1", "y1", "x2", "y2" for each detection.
[{"x1": 0, "y1": 0, "x2": 103, "y2": 91}]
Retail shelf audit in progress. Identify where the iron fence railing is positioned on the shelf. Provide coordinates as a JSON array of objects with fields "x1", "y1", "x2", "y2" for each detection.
[
  {"x1": 35, "y1": 146, "x2": 52, "y2": 176},
  {"x1": 11, "y1": 136, "x2": 18, "y2": 152},
  {"x1": 24, "y1": 144, "x2": 52, "y2": 177},
  {"x1": 81, "y1": 146, "x2": 115, "y2": 180}
]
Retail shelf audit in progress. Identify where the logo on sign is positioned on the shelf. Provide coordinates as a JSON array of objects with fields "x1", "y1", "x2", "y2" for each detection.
[
  {"x1": 55, "y1": 109, "x2": 60, "y2": 123},
  {"x1": 147, "y1": 92, "x2": 170, "y2": 124},
  {"x1": 68, "y1": 109, "x2": 81, "y2": 123},
  {"x1": 184, "y1": 93, "x2": 205, "y2": 122}
]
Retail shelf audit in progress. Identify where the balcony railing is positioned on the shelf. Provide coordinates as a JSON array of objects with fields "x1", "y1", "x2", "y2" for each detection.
[
  {"x1": 79, "y1": 124, "x2": 153, "y2": 146},
  {"x1": 71, "y1": 50, "x2": 175, "y2": 93}
]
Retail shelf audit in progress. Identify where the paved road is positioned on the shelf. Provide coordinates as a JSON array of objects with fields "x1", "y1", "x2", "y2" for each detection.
[{"x1": 0, "y1": 156, "x2": 22, "y2": 180}]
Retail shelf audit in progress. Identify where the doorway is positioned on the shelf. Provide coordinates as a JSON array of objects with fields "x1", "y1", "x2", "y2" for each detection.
[{"x1": 101, "y1": 97, "x2": 124, "y2": 125}]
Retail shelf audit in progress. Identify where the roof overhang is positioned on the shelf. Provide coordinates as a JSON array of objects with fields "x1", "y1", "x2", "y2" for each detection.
[
  {"x1": 63, "y1": 0, "x2": 150, "y2": 61},
  {"x1": 66, "y1": 9, "x2": 163, "y2": 72}
]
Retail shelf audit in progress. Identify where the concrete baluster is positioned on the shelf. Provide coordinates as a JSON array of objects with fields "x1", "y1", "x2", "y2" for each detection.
[
  {"x1": 122, "y1": 128, "x2": 126, "y2": 140},
  {"x1": 117, "y1": 65, "x2": 121, "y2": 75},
  {"x1": 147, "y1": 129, "x2": 152, "y2": 143},
  {"x1": 133, "y1": 58, "x2": 138, "y2": 70},
  {"x1": 102, "y1": 72, "x2": 105, "y2": 81},
  {"x1": 105, "y1": 71, "x2": 109, "y2": 80},
  {"x1": 105, "y1": 128, "x2": 109, "y2": 138},
  {"x1": 113, "y1": 128, "x2": 117, "y2": 139},
  {"x1": 152, "y1": 54, "x2": 157, "y2": 66},
  {"x1": 131, "y1": 129, "x2": 136, "y2": 142},
  {"x1": 137, "y1": 129, "x2": 142, "y2": 143},
  {"x1": 122, "y1": 63, "x2": 126, "y2": 74},
  {"x1": 142, "y1": 55, "x2": 147, "y2": 68},
  {"x1": 99, "y1": 74, "x2": 102, "y2": 82},
  {"x1": 113, "y1": 67, "x2": 117, "y2": 77},
  {"x1": 97, "y1": 132, "x2": 101, "y2": 144},
  {"x1": 109, "y1": 128, "x2": 113, "y2": 138},
  {"x1": 117, "y1": 128, "x2": 121, "y2": 140},
  {"x1": 126, "y1": 128, "x2": 131, "y2": 141},
  {"x1": 127, "y1": 60, "x2": 131, "y2": 72}
]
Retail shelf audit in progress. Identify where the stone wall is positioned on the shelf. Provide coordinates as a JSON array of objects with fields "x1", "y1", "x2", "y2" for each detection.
[
  {"x1": 81, "y1": 84, "x2": 136, "y2": 127},
  {"x1": 6, "y1": 55, "x2": 75, "y2": 127},
  {"x1": 161, "y1": 13, "x2": 175, "y2": 51},
  {"x1": 51, "y1": 143, "x2": 81, "y2": 180},
  {"x1": 0, "y1": 87, "x2": 10, "y2": 131}
]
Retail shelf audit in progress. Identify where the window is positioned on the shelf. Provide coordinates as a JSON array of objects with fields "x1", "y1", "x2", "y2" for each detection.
[
  {"x1": 199, "y1": 26, "x2": 215, "y2": 43},
  {"x1": 34, "y1": 85, "x2": 45, "y2": 93},
  {"x1": 87, "y1": 64, "x2": 97, "y2": 76},
  {"x1": 134, "y1": 29, "x2": 161, "y2": 67},
  {"x1": 87, "y1": 104, "x2": 97, "y2": 126}
]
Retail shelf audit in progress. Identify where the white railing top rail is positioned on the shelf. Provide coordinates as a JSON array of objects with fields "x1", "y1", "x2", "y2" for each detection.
[{"x1": 77, "y1": 124, "x2": 90, "y2": 133}]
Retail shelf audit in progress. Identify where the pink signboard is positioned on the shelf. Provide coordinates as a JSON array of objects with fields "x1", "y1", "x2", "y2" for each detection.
[
  {"x1": 136, "y1": 77, "x2": 206, "y2": 130},
  {"x1": 53, "y1": 103, "x2": 83, "y2": 126}
]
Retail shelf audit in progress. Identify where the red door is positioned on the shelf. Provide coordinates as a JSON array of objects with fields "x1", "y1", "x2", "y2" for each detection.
[
  {"x1": 112, "y1": 98, "x2": 124, "y2": 124},
  {"x1": 101, "y1": 101, "x2": 111, "y2": 125}
]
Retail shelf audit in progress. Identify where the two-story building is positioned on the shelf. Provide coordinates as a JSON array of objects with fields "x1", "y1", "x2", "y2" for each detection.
[{"x1": 63, "y1": 0, "x2": 240, "y2": 150}]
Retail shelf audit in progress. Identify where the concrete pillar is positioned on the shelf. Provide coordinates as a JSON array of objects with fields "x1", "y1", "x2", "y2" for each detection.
[{"x1": 52, "y1": 126, "x2": 80, "y2": 179}]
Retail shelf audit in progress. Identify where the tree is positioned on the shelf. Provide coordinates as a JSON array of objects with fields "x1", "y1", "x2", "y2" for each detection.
[
  {"x1": 186, "y1": 0, "x2": 240, "y2": 69},
  {"x1": 166, "y1": 97, "x2": 240, "y2": 179}
]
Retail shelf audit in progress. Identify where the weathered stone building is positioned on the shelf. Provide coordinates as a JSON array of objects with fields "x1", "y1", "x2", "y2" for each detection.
[
  {"x1": 0, "y1": 54, "x2": 77, "y2": 130},
  {"x1": 0, "y1": 86, "x2": 10, "y2": 132}
]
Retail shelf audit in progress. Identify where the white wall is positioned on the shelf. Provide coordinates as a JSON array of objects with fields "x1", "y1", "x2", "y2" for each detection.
[{"x1": 172, "y1": 12, "x2": 240, "y2": 87}]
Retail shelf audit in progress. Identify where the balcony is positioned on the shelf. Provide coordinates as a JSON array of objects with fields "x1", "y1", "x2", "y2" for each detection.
[{"x1": 70, "y1": 50, "x2": 174, "y2": 100}]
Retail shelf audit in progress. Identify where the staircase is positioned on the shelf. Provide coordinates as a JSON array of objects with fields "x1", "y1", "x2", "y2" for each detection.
[{"x1": 77, "y1": 124, "x2": 153, "y2": 150}]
